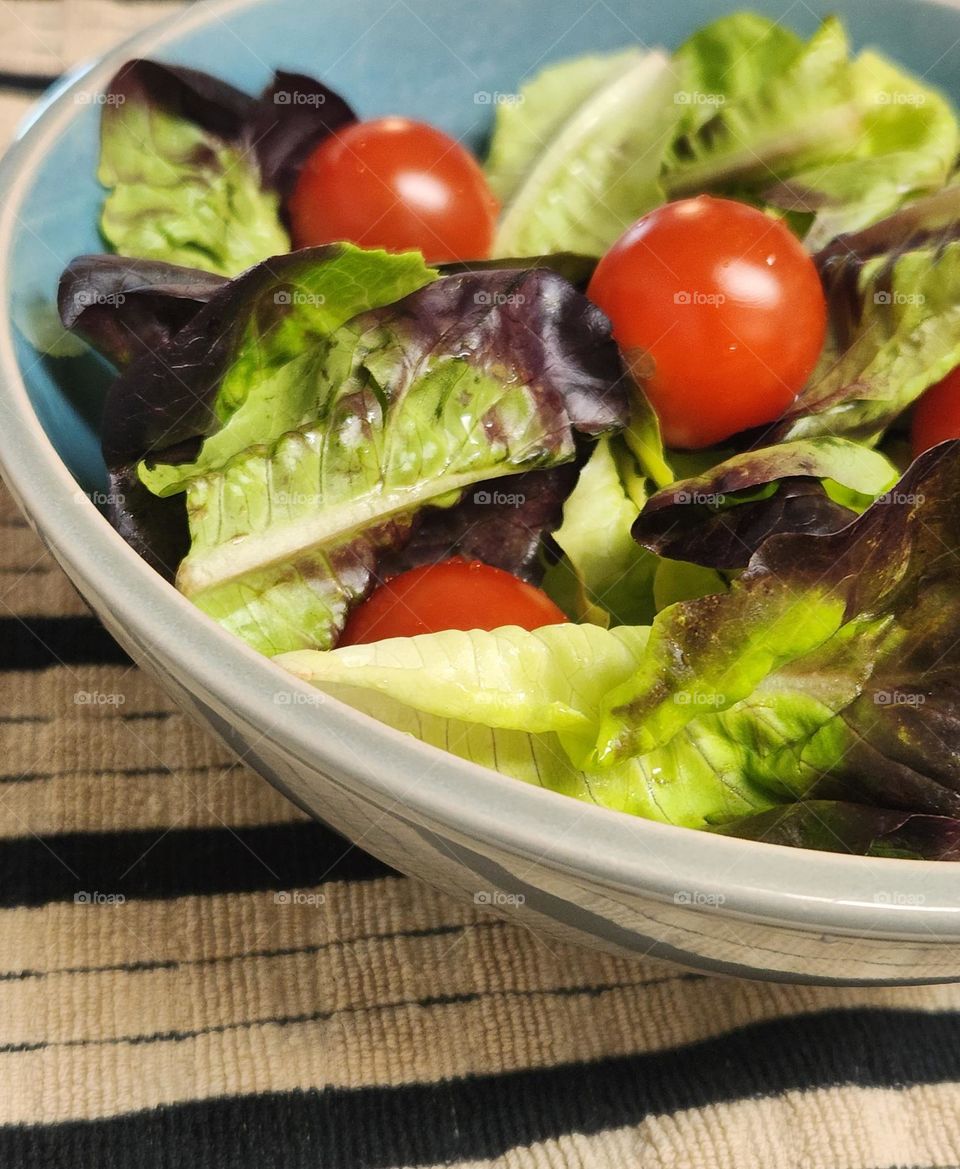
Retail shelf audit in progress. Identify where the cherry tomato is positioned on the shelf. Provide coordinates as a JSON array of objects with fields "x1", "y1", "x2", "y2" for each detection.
[
  {"x1": 587, "y1": 196, "x2": 828, "y2": 450},
  {"x1": 339, "y1": 558, "x2": 568, "y2": 645},
  {"x1": 289, "y1": 117, "x2": 498, "y2": 263},
  {"x1": 911, "y1": 366, "x2": 960, "y2": 458}
]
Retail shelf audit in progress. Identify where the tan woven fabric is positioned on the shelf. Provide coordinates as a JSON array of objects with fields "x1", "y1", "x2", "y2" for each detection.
[{"x1": 3, "y1": 4, "x2": 960, "y2": 1166}]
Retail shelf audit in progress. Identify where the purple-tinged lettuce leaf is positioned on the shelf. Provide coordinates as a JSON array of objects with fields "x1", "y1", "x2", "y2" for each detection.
[
  {"x1": 770, "y1": 189, "x2": 960, "y2": 444},
  {"x1": 98, "y1": 59, "x2": 356, "y2": 275},
  {"x1": 172, "y1": 266, "x2": 628, "y2": 653},
  {"x1": 592, "y1": 444, "x2": 960, "y2": 832},
  {"x1": 79, "y1": 247, "x2": 629, "y2": 653},
  {"x1": 58, "y1": 254, "x2": 228, "y2": 369},
  {"x1": 632, "y1": 437, "x2": 897, "y2": 569}
]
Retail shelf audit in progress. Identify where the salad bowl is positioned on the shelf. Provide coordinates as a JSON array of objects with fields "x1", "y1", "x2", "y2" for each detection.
[{"x1": 3, "y1": 0, "x2": 960, "y2": 984}]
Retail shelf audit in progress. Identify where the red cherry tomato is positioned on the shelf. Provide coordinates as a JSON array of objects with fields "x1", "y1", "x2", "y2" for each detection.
[
  {"x1": 587, "y1": 196, "x2": 828, "y2": 450},
  {"x1": 339, "y1": 559, "x2": 568, "y2": 645},
  {"x1": 289, "y1": 117, "x2": 498, "y2": 263},
  {"x1": 911, "y1": 366, "x2": 960, "y2": 458}
]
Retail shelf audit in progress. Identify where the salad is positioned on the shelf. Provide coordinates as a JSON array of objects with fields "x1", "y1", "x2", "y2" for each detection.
[{"x1": 56, "y1": 12, "x2": 960, "y2": 859}]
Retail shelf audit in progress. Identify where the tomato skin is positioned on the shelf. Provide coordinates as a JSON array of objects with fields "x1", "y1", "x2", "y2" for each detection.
[
  {"x1": 339, "y1": 559, "x2": 568, "y2": 645},
  {"x1": 911, "y1": 366, "x2": 960, "y2": 458},
  {"x1": 587, "y1": 196, "x2": 828, "y2": 450},
  {"x1": 289, "y1": 118, "x2": 498, "y2": 263}
]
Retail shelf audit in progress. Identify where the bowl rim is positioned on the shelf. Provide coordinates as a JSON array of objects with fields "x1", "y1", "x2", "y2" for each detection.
[{"x1": 2, "y1": 0, "x2": 960, "y2": 948}]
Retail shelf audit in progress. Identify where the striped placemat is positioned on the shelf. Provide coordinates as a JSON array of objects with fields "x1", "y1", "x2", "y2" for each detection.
[{"x1": 4, "y1": 4, "x2": 960, "y2": 1166}]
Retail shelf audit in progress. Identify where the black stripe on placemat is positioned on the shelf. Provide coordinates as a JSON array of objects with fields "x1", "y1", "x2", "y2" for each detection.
[
  {"x1": 0, "y1": 617, "x2": 129, "y2": 670},
  {"x1": 1, "y1": 1008, "x2": 957, "y2": 1168},
  {"x1": 0, "y1": 822, "x2": 393, "y2": 907},
  {"x1": 0, "y1": 71, "x2": 58, "y2": 93}
]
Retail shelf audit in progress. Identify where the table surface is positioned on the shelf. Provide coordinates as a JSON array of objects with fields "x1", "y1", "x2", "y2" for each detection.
[{"x1": 2, "y1": 3, "x2": 960, "y2": 1166}]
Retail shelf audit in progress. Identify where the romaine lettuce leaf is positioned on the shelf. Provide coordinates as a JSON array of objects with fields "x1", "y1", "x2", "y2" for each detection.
[
  {"x1": 98, "y1": 60, "x2": 355, "y2": 275},
  {"x1": 633, "y1": 438, "x2": 898, "y2": 569},
  {"x1": 665, "y1": 16, "x2": 957, "y2": 245},
  {"x1": 278, "y1": 624, "x2": 655, "y2": 810},
  {"x1": 484, "y1": 14, "x2": 957, "y2": 259},
  {"x1": 487, "y1": 49, "x2": 681, "y2": 257},
  {"x1": 122, "y1": 262, "x2": 628, "y2": 654}
]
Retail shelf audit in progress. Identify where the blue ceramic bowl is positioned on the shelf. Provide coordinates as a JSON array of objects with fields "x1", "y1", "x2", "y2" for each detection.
[{"x1": 3, "y1": 0, "x2": 960, "y2": 984}]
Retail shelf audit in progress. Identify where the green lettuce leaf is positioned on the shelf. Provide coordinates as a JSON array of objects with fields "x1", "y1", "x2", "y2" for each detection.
[
  {"x1": 484, "y1": 14, "x2": 957, "y2": 259},
  {"x1": 98, "y1": 60, "x2": 356, "y2": 276},
  {"x1": 277, "y1": 624, "x2": 654, "y2": 810},
  {"x1": 542, "y1": 434, "x2": 657, "y2": 627},
  {"x1": 487, "y1": 49, "x2": 680, "y2": 257},
  {"x1": 665, "y1": 16, "x2": 957, "y2": 244}
]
